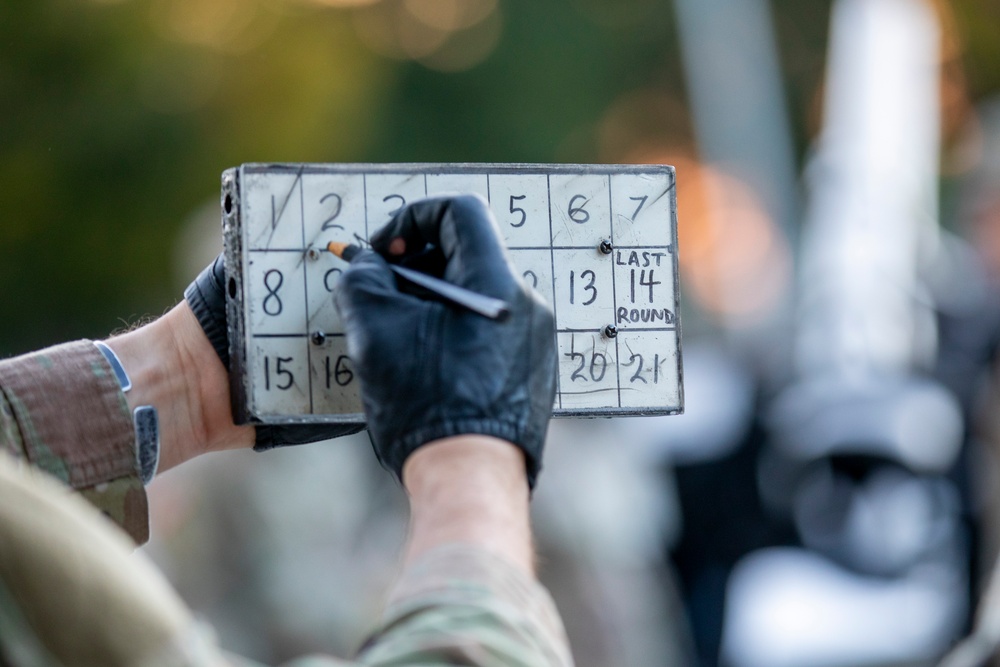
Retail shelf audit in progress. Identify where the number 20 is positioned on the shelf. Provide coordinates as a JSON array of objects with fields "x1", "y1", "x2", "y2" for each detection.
[{"x1": 566, "y1": 349, "x2": 608, "y2": 382}]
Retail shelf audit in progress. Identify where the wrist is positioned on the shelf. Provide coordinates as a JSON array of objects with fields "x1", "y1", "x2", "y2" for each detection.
[
  {"x1": 403, "y1": 435, "x2": 533, "y2": 574},
  {"x1": 105, "y1": 303, "x2": 253, "y2": 473}
]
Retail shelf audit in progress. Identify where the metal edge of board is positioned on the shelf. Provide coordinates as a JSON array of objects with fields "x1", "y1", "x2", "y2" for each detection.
[
  {"x1": 668, "y1": 167, "x2": 685, "y2": 417},
  {"x1": 222, "y1": 167, "x2": 252, "y2": 425},
  {"x1": 238, "y1": 162, "x2": 675, "y2": 177}
]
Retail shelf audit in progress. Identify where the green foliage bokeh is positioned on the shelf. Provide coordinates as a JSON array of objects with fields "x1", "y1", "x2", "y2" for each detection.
[{"x1": 1, "y1": 0, "x2": 996, "y2": 354}]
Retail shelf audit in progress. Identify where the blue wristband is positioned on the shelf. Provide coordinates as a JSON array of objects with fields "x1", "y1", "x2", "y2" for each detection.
[{"x1": 94, "y1": 341, "x2": 159, "y2": 484}]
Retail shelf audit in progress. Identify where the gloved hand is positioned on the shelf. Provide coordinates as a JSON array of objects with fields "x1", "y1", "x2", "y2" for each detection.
[
  {"x1": 335, "y1": 195, "x2": 557, "y2": 488},
  {"x1": 185, "y1": 255, "x2": 365, "y2": 450}
]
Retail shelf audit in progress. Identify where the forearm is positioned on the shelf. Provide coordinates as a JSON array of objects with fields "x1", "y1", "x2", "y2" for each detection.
[
  {"x1": 402, "y1": 435, "x2": 534, "y2": 574},
  {"x1": 358, "y1": 437, "x2": 572, "y2": 666},
  {"x1": 0, "y1": 340, "x2": 149, "y2": 541}
]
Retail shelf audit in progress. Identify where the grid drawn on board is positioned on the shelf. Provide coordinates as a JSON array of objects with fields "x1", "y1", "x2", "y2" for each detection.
[{"x1": 225, "y1": 163, "x2": 682, "y2": 425}]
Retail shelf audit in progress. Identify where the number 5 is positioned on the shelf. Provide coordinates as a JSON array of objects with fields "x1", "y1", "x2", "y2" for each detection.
[{"x1": 509, "y1": 195, "x2": 527, "y2": 228}]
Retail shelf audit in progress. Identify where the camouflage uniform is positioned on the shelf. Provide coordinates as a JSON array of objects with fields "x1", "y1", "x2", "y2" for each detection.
[{"x1": 0, "y1": 341, "x2": 573, "y2": 667}]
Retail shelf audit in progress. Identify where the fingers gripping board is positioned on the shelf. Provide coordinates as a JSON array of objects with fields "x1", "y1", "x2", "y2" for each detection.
[{"x1": 223, "y1": 163, "x2": 683, "y2": 425}]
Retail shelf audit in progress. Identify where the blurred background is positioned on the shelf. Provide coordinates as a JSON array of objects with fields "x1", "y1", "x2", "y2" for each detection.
[{"x1": 7, "y1": 0, "x2": 1000, "y2": 665}]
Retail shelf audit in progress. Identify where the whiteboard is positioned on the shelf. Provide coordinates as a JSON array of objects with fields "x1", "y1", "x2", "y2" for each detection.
[{"x1": 222, "y1": 163, "x2": 683, "y2": 425}]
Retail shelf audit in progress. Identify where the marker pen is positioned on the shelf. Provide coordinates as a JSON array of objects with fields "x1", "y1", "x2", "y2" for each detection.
[{"x1": 327, "y1": 242, "x2": 511, "y2": 322}]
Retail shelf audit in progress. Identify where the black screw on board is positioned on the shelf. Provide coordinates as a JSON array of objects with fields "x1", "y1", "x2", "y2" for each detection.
[
  {"x1": 599, "y1": 239, "x2": 614, "y2": 255},
  {"x1": 603, "y1": 324, "x2": 618, "y2": 338},
  {"x1": 311, "y1": 331, "x2": 327, "y2": 346}
]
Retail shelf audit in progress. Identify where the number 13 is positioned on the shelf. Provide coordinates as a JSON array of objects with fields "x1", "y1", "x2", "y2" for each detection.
[{"x1": 569, "y1": 269, "x2": 597, "y2": 306}]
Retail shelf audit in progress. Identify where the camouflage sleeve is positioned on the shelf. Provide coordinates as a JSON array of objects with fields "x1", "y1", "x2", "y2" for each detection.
[
  {"x1": 350, "y1": 544, "x2": 574, "y2": 667},
  {"x1": 0, "y1": 340, "x2": 149, "y2": 543}
]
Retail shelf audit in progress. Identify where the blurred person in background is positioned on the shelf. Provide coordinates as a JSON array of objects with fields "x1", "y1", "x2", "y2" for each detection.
[{"x1": 0, "y1": 196, "x2": 574, "y2": 667}]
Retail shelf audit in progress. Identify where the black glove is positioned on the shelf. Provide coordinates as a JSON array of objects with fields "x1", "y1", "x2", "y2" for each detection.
[
  {"x1": 185, "y1": 254, "x2": 365, "y2": 450},
  {"x1": 335, "y1": 195, "x2": 557, "y2": 488}
]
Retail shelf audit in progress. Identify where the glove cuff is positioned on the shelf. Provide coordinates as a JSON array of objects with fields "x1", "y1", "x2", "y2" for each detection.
[
  {"x1": 184, "y1": 256, "x2": 230, "y2": 369},
  {"x1": 385, "y1": 418, "x2": 542, "y2": 489},
  {"x1": 254, "y1": 422, "x2": 366, "y2": 451}
]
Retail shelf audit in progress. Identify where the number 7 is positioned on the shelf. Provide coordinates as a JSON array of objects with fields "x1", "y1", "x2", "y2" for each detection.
[{"x1": 629, "y1": 195, "x2": 648, "y2": 220}]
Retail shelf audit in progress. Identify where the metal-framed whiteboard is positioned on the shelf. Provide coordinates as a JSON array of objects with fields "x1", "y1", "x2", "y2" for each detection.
[{"x1": 222, "y1": 163, "x2": 683, "y2": 425}]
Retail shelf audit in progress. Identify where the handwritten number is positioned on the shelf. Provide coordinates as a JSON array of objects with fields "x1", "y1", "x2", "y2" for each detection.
[
  {"x1": 263, "y1": 269, "x2": 284, "y2": 316},
  {"x1": 323, "y1": 268, "x2": 342, "y2": 293},
  {"x1": 569, "y1": 270, "x2": 597, "y2": 306},
  {"x1": 564, "y1": 337, "x2": 608, "y2": 383},
  {"x1": 568, "y1": 195, "x2": 590, "y2": 224},
  {"x1": 630, "y1": 269, "x2": 660, "y2": 304},
  {"x1": 623, "y1": 353, "x2": 661, "y2": 384},
  {"x1": 325, "y1": 355, "x2": 353, "y2": 388},
  {"x1": 264, "y1": 356, "x2": 294, "y2": 390},
  {"x1": 590, "y1": 352, "x2": 607, "y2": 382},
  {"x1": 640, "y1": 270, "x2": 660, "y2": 303},
  {"x1": 569, "y1": 350, "x2": 586, "y2": 381},
  {"x1": 320, "y1": 193, "x2": 344, "y2": 230},
  {"x1": 629, "y1": 195, "x2": 648, "y2": 220},
  {"x1": 509, "y1": 195, "x2": 527, "y2": 227},
  {"x1": 523, "y1": 270, "x2": 538, "y2": 288},
  {"x1": 625, "y1": 354, "x2": 647, "y2": 384},
  {"x1": 566, "y1": 350, "x2": 608, "y2": 382},
  {"x1": 271, "y1": 195, "x2": 279, "y2": 230},
  {"x1": 383, "y1": 194, "x2": 405, "y2": 219},
  {"x1": 582, "y1": 271, "x2": 597, "y2": 305},
  {"x1": 334, "y1": 356, "x2": 353, "y2": 386}
]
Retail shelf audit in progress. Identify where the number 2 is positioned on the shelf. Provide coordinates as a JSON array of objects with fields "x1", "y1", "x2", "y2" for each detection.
[{"x1": 320, "y1": 193, "x2": 343, "y2": 230}]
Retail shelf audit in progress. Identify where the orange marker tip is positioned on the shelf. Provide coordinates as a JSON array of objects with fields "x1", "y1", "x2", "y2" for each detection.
[{"x1": 327, "y1": 241, "x2": 350, "y2": 258}]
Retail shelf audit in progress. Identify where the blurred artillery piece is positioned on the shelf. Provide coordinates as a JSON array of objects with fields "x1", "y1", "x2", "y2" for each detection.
[{"x1": 667, "y1": 0, "x2": 1000, "y2": 665}]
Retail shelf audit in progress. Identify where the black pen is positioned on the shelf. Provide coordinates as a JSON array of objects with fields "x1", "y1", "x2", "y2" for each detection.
[{"x1": 327, "y1": 242, "x2": 511, "y2": 322}]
